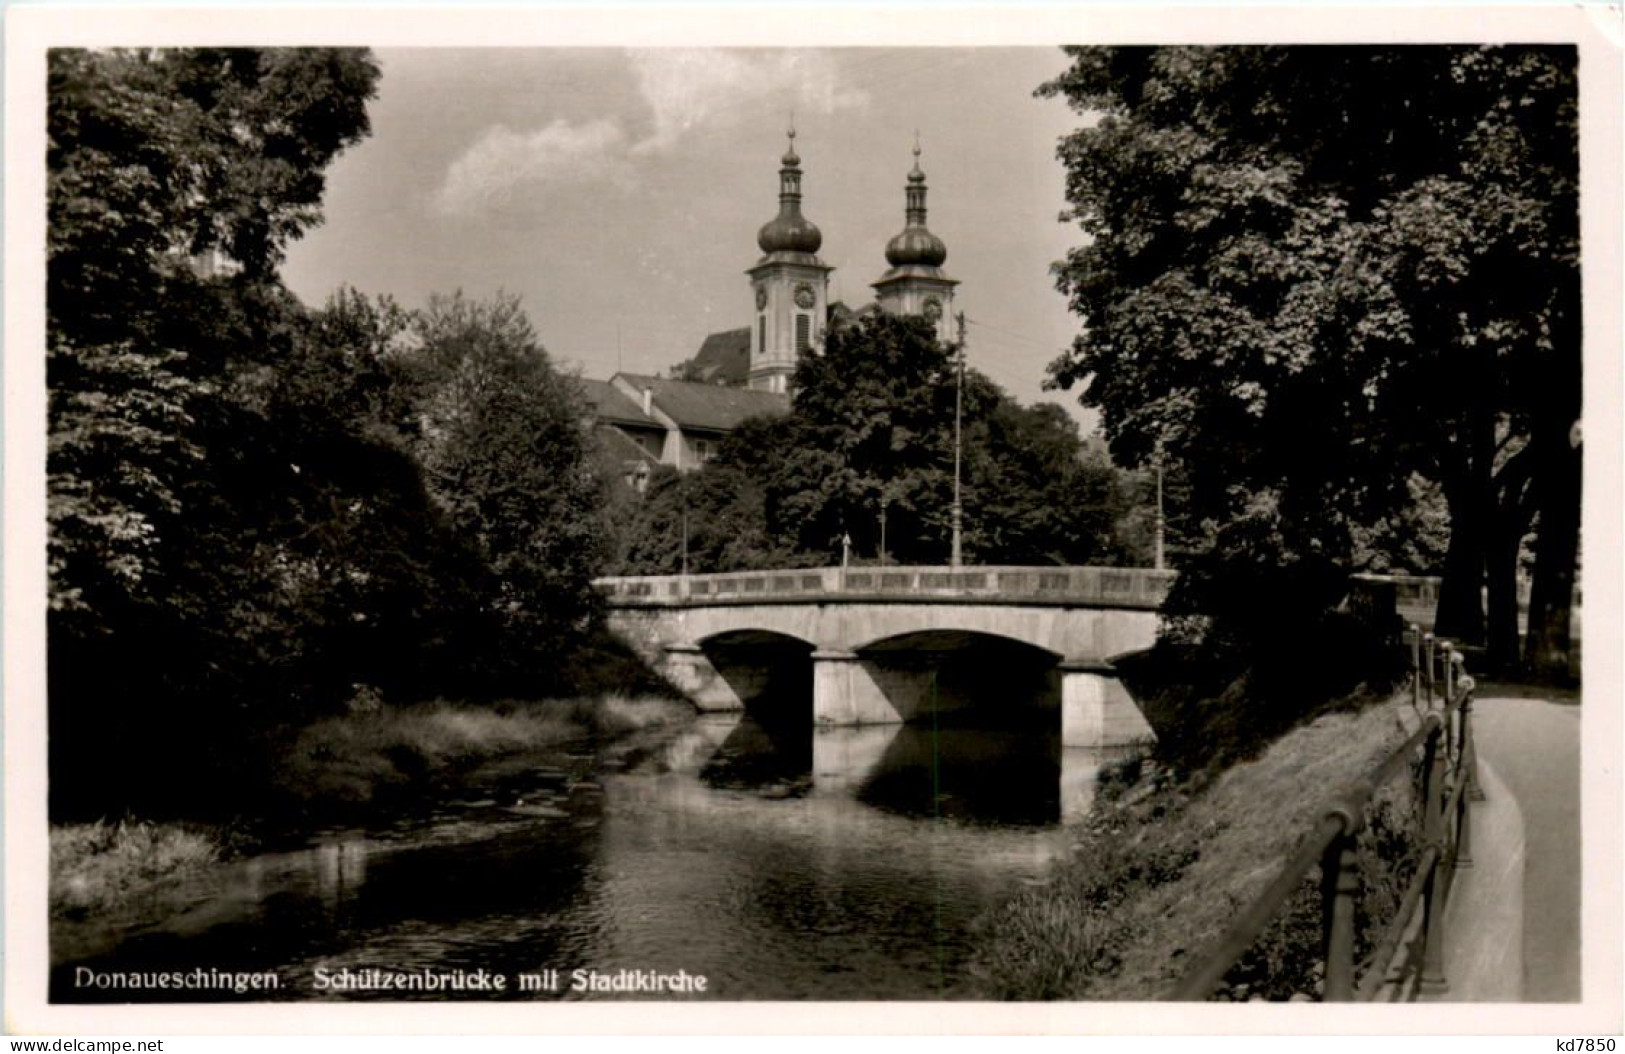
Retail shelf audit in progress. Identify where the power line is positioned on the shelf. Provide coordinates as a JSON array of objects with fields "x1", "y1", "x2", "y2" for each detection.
[{"x1": 963, "y1": 315, "x2": 1067, "y2": 353}]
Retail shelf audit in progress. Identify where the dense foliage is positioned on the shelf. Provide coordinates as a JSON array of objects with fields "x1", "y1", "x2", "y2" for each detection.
[
  {"x1": 47, "y1": 49, "x2": 620, "y2": 819},
  {"x1": 1038, "y1": 46, "x2": 1579, "y2": 676},
  {"x1": 614, "y1": 313, "x2": 1150, "y2": 574},
  {"x1": 406, "y1": 291, "x2": 613, "y2": 691}
]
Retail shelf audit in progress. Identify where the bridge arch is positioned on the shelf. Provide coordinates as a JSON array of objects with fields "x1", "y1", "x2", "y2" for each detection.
[
  {"x1": 664, "y1": 628, "x2": 815, "y2": 715},
  {"x1": 696, "y1": 627, "x2": 818, "y2": 652},
  {"x1": 850, "y1": 629, "x2": 1063, "y2": 725},
  {"x1": 701, "y1": 629, "x2": 815, "y2": 717},
  {"x1": 852, "y1": 627, "x2": 1063, "y2": 661}
]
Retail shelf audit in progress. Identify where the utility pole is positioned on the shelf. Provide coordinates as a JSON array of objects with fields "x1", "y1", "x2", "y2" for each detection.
[
  {"x1": 1152, "y1": 441, "x2": 1166, "y2": 571},
  {"x1": 680, "y1": 509, "x2": 690, "y2": 581},
  {"x1": 951, "y1": 313, "x2": 966, "y2": 569},
  {"x1": 1154, "y1": 461, "x2": 1165, "y2": 571}
]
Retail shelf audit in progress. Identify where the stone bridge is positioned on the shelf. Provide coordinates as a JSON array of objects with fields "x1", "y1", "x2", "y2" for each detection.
[{"x1": 597, "y1": 565, "x2": 1177, "y2": 748}]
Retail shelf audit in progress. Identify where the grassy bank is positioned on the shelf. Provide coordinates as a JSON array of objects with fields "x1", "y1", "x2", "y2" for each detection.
[
  {"x1": 52, "y1": 820, "x2": 225, "y2": 919},
  {"x1": 272, "y1": 694, "x2": 691, "y2": 806},
  {"x1": 971, "y1": 690, "x2": 1423, "y2": 1000},
  {"x1": 51, "y1": 694, "x2": 692, "y2": 921}
]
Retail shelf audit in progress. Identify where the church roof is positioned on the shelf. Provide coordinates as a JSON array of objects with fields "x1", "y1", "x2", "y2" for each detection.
[
  {"x1": 827, "y1": 300, "x2": 884, "y2": 339},
  {"x1": 757, "y1": 129, "x2": 824, "y2": 257},
  {"x1": 884, "y1": 143, "x2": 950, "y2": 269},
  {"x1": 872, "y1": 263, "x2": 959, "y2": 288},
  {"x1": 828, "y1": 300, "x2": 882, "y2": 330},
  {"x1": 580, "y1": 378, "x2": 658, "y2": 429},
  {"x1": 688, "y1": 327, "x2": 751, "y2": 386},
  {"x1": 616, "y1": 373, "x2": 789, "y2": 434}
]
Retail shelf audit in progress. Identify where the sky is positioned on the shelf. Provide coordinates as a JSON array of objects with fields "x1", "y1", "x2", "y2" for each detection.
[{"x1": 280, "y1": 47, "x2": 1099, "y2": 430}]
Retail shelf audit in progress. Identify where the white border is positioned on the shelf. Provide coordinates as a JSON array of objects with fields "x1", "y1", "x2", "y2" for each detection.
[{"x1": 5, "y1": 4, "x2": 1622, "y2": 1037}]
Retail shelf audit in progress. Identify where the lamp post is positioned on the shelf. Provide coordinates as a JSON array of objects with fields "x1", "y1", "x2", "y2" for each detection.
[{"x1": 879, "y1": 497, "x2": 889, "y2": 567}]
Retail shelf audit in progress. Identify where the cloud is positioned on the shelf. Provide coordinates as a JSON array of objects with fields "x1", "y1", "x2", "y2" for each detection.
[
  {"x1": 628, "y1": 49, "x2": 869, "y2": 154},
  {"x1": 433, "y1": 117, "x2": 629, "y2": 216},
  {"x1": 432, "y1": 50, "x2": 868, "y2": 216}
]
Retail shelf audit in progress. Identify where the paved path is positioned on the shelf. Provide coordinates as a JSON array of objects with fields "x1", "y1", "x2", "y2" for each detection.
[
  {"x1": 1470, "y1": 690, "x2": 1582, "y2": 1001},
  {"x1": 1427, "y1": 747, "x2": 1523, "y2": 1002}
]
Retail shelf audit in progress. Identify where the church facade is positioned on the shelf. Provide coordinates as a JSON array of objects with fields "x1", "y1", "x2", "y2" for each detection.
[
  {"x1": 590, "y1": 131, "x2": 959, "y2": 479},
  {"x1": 689, "y1": 130, "x2": 961, "y2": 391}
]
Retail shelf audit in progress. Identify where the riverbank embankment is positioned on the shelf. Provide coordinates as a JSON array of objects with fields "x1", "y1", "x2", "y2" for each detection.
[
  {"x1": 51, "y1": 694, "x2": 692, "y2": 921},
  {"x1": 971, "y1": 689, "x2": 1425, "y2": 1000}
]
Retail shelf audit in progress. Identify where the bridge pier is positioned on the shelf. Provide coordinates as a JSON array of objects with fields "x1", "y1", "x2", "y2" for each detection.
[
  {"x1": 811, "y1": 650, "x2": 905, "y2": 727},
  {"x1": 1060, "y1": 660, "x2": 1156, "y2": 749},
  {"x1": 661, "y1": 643, "x2": 749, "y2": 712}
]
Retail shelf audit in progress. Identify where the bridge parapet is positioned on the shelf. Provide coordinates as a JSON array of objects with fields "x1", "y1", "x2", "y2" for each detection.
[{"x1": 595, "y1": 565, "x2": 1179, "y2": 610}]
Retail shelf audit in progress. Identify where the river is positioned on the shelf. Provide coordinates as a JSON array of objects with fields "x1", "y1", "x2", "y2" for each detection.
[{"x1": 52, "y1": 711, "x2": 1128, "y2": 1002}]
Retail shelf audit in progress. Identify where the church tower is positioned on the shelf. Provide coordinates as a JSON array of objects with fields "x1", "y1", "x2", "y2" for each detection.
[
  {"x1": 746, "y1": 129, "x2": 833, "y2": 393},
  {"x1": 872, "y1": 142, "x2": 959, "y2": 344}
]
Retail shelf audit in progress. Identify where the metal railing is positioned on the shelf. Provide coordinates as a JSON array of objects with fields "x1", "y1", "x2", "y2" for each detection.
[
  {"x1": 1169, "y1": 626, "x2": 1480, "y2": 1001},
  {"x1": 594, "y1": 565, "x2": 1179, "y2": 610}
]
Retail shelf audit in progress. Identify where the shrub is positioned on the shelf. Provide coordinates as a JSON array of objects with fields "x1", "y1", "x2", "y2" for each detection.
[{"x1": 51, "y1": 820, "x2": 222, "y2": 918}]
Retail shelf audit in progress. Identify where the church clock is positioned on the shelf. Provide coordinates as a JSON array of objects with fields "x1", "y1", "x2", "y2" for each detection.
[{"x1": 793, "y1": 284, "x2": 816, "y2": 309}]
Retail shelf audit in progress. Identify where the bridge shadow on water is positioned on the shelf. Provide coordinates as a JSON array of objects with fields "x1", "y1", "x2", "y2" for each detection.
[
  {"x1": 697, "y1": 701, "x2": 1117, "y2": 828},
  {"x1": 853, "y1": 719, "x2": 1067, "y2": 827},
  {"x1": 692, "y1": 629, "x2": 1130, "y2": 826},
  {"x1": 699, "y1": 708, "x2": 815, "y2": 797}
]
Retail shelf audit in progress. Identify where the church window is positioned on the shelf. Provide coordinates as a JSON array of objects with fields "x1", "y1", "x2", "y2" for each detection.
[
  {"x1": 758, "y1": 315, "x2": 766, "y2": 353},
  {"x1": 795, "y1": 313, "x2": 811, "y2": 353}
]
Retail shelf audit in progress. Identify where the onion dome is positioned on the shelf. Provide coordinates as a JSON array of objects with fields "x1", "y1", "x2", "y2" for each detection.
[
  {"x1": 884, "y1": 142, "x2": 948, "y2": 268},
  {"x1": 757, "y1": 128, "x2": 823, "y2": 255}
]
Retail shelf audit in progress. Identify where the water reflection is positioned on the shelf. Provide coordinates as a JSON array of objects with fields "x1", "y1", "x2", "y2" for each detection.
[
  {"x1": 705, "y1": 712, "x2": 1116, "y2": 826},
  {"x1": 855, "y1": 723, "x2": 1061, "y2": 825},
  {"x1": 699, "y1": 711, "x2": 812, "y2": 795},
  {"x1": 53, "y1": 709, "x2": 1139, "y2": 1002}
]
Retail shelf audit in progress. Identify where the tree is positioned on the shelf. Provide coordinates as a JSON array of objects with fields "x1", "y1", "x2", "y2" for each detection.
[
  {"x1": 772, "y1": 312, "x2": 963, "y2": 563},
  {"x1": 612, "y1": 463, "x2": 806, "y2": 575},
  {"x1": 48, "y1": 47, "x2": 380, "y2": 626},
  {"x1": 619, "y1": 312, "x2": 1150, "y2": 571},
  {"x1": 404, "y1": 291, "x2": 610, "y2": 691},
  {"x1": 238, "y1": 287, "x2": 493, "y2": 707},
  {"x1": 1038, "y1": 46, "x2": 1579, "y2": 673},
  {"x1": 47, "y1": 48, "x2": 383, "y2": 813},
  {"x1": 965, "y1": 396, "x2": 1144, "y2": 565}
]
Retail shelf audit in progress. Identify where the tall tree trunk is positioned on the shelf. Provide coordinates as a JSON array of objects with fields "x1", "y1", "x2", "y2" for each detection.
[
  {"x1": 1486, "y1": 445, "x2": 1539, "y2": 674},
  {"x1": 1524, "y1": 427, "x2": 1581, "y2": 680},
  {"x1": 1435, "y1": 478, "x2": 1486, "y2": 645},
  {"x1": 1485, "y1": 519, "x2": 1524, "y2": 674},
  {"x1": 1524, "y1": 291, "x2": 1582, "y2": 682},
  {"x1": 1435, "y1": 407, "x2": 1495, "y2": 647}
]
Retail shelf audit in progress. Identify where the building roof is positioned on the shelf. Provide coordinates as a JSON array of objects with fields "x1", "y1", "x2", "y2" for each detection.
[
  {"x1": 595, "y1": 422, "x2": 661, "y2": 467},
  {"x1": 1080, "y1": 433, "x2": 1112, "y2": 465},
  {"x1": 686, "y1": 327, "x2": 751, "y2": 386},
  {"x1": 616, "y1": 373, "x2": 789, "y2": 434},
  {"x1": 580, "y1": 378, "x2": 658, "y2": 429},
  {"x1": 827, "y1": 299, "x2": 882, "y2": 334}
]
